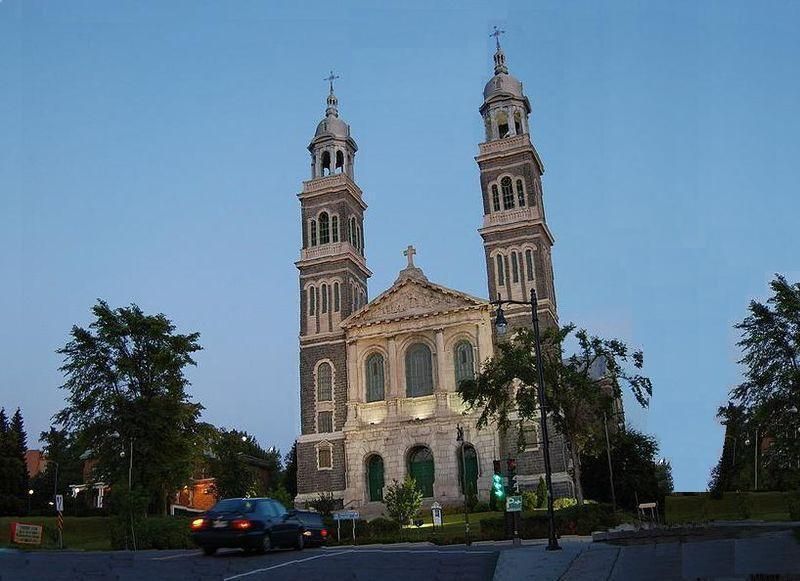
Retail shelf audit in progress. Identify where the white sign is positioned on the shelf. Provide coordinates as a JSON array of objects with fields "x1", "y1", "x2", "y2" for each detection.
[
  {"x1": 11, "y1": 522, "x2": 43, "y2": 545},
  {"x1": 333, "y1": 510, "x2": 360, "y2": 521},
  {"x1": 55, "y1": 494, "x2": 64, "y2": 512}
]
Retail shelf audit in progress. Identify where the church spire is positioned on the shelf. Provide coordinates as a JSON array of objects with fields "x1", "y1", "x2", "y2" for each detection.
[
  {"x1": 324, "y1": 70, "x2": 340, "y2": 118},
  {"x1": 490, "y1": 26, "x2": 508, "y2": 74}
]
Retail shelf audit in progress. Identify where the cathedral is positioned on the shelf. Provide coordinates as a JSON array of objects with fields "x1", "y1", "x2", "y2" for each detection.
[{"x1": 293, "y1": 38, "x2": 572, "y2": 511}]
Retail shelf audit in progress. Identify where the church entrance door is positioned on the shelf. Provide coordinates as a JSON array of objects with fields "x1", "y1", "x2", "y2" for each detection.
[
  {"x1": 367, "y1": 455, "x2": 384, "y2": 502},
  {"x1": 409, "y1": 446, "x2": 435, "y2": 497}
]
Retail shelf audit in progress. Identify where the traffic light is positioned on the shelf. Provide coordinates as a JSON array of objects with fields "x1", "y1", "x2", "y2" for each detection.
[
  {"x1": 492, "y1": 460, "x2": 505, "y2": 500},
  {"x1": 506, "y1": 458, "x2": 518, "y2": 494}
]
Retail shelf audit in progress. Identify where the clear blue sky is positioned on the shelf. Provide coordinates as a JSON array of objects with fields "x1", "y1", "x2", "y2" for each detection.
[{"x1": 2, "y1": 0, "x2": 798, "y2": 491}]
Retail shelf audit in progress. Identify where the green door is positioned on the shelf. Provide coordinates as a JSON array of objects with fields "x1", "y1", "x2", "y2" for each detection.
[
  {"x1": 409, "y1": 447, "x2": 435, "y2": 497},
  {"x1": 460, "y1": 445, "x2": 479, "y2": 497},
  {"x1": 367, "y1": 456, "x2": 384, "y2": 502}
]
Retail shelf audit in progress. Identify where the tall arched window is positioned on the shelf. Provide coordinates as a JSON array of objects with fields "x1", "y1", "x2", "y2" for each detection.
[
  {"x1": 525, "y1": 250, "x2": 534, "y2": 281},
  {"x1": 321, "y1": 151, "x2": 331, "y2": 176},
  {"x1": 453, "y1": 341, "x2": 475, "y2": 385},
  {"x1": 333, "y1": 282, "x2": 340, "y2": 312},
  {"x1": 317, "y1": 362, "x2": 332, "y2": 401},
  {"x1": 365, "y1": 353, "x2": 385, "y2": 402},
  {"x1": 319, "y1": 212, "x2": 330, "y2": 244},
  {"x1": 321, "y1": 283, "x2": 328, "y2": 313},
  {"x1": 308, "y1": 286, "x2": 316, "y2": 315},
  {"x1": 495, "y1": 255, "x2": 505, "y2": 287},
  {"x1": 491, "y1": 185, "x2": 500, "y2": 212},
  {"x1": 405, "y1": 343, "x2": 434, "y2": 397},
  {"x1": 501, "y1": 177, "x2": 514, "y2": 210},
  {"x1": 310, "y1": 220, "x2": 317, "y2": 246},
  {"x1": 335, "y1": 150, "x2": 344, "y2": 173},
  {"x1": 511, "y1": 252, "x2": 520, "y2": 283},
  {"x1": 331, "y1": 216, "x2": 339, "y2": 242},
  {"x1": 357, "y1": 225, "x2": 363, "y2": 253},
  {"x1": 516, "y1": 179, "x2": 526, "y2": 207},
  {"x1": 514, "y1": 111, "x2": 523, "y2": 136}
]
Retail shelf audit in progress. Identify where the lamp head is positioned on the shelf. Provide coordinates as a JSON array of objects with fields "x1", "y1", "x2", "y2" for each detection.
[{"x1": 494, "y1": 304, "x2": 508, "y2": 336}]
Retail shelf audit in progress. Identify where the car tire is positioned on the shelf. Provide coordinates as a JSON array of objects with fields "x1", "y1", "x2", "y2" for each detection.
[
  {"x1": 257, "y1": 533, "x2": 272, "y2": 554},
  {"x1": 202, "y1": 547, "x2": 217, "y2": 556},
  {"x1": 294, "y1": 530, "x2": 305, "y2": 551}
]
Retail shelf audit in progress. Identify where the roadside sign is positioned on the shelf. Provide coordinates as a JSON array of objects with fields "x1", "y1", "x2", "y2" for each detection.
[
  {"x1": 10, "y1": 522, "x2": 43, "y2": 545},
  {"x1": 506, "y1": 495, "x2": 523, "y2": 512},
  {"x1": 55, "y1": 494, "x2": 64, "y2": 512},
  {"x1": 333, "y1": 510, "x2": 359, "y2": 521}
]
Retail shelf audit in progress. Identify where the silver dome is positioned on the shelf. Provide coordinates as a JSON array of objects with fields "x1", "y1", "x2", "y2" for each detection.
[
  {"x1": 314, "y1": 115, "x2": 350, "y2": 138},
  {"x1": 483, "y1": 72, "x2": 524, "y2": 100}
]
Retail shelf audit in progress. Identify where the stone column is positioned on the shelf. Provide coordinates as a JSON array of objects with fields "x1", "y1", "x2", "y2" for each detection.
[
  {"x1": 508, "y1": 107, "x2": 516, "y2": 136},
  {"x1": 434, "y1": 329, "x2": 447, "y2": 393},
  {"x1": 387, "y1": 336, "x2": 400, "y2": 399}
]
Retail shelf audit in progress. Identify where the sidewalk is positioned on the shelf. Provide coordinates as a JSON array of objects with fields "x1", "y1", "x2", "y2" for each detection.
[{"x1": 493, "y1": 530, "x2": 800, "y2": 581}]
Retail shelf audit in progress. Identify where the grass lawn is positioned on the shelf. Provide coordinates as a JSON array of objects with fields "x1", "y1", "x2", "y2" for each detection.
[
  {"x1": 0, "y1": 516, "x2": 111, "y2": 551},
  {"x1": 666, "y1": 492, "x2": 792, "y2": 524}
]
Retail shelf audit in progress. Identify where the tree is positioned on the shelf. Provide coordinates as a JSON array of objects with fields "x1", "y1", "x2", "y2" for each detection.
[
  {"x1": 709, "y1": 402, "x2": 749, "y2": 494},
  {"x1": 206, "y1": 428, "x2": 281, "y2": 500},
  {"x1": 655, "y1": 459, "x2": 674, "y2": 498},
  {"x1": 29, "y1": 428, "x2": 84, "y2": 512},
  {"x1": 580, "y1": 428, "x2": 660, "y2": 511},
  {"x1": 283, "y1": 442, "x2": 297, "y2": 498},
  {"x1": 728, "y1": 275, "x2": 800, "y2": 489},
  {"x1": 10, "y1": 409, "x2": 30, "y2": 498},
  {"x1": 383, "y1": 477, "x2": 423, "y2": 526},
  {"x1": 55, "y1": 300, "x2": 204, "y2": 514},
  {"x1": 458, "y1": 325, "x2": 652, "y2": 504},
  {"x1": 0, "y1": 408, "x2": 25, "y2": 514}
]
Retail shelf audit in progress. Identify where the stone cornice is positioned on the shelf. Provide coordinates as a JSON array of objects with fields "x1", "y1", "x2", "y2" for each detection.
[
  {"x1": 479, "y1": 219, "x2": 556, "y2": 246},
  {"x1": 476, "y1": 136, "x2": 545, "y2": 174},
  {"x1": 299, "y1": 174, "x2": 367, "y2": 210},
  {"x1": 295, "y1": 243, "x2": 373, "y2": 279}
]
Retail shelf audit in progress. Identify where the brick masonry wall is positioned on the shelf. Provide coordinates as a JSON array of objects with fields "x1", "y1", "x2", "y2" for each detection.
[
  {"x1": 299, "y1": 341, "x2": 349, "y2": 435},
  {"x1": 296, "y1": 439, "x2": 346, "y2": 495}
]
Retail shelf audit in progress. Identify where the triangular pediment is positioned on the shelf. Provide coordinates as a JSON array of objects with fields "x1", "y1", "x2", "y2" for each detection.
[{"x1": 342, "y1": 278, "x2": 487, "y2": 328}]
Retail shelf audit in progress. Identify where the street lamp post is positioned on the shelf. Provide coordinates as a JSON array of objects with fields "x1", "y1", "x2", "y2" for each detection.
[
  {"x1": 456, "y1": 424, "x2": 471, "y2": 546},
  {"x1": 492, "y1": 288, "x2": 561, "y2": 551}
]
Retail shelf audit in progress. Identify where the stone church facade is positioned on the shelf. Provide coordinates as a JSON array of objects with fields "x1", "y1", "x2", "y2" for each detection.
[{"x1": 294, "y1": 42, "x2": 574, "y2": 510}]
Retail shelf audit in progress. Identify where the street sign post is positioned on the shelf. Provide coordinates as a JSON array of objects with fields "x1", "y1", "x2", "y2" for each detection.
[
  {"x1": 55, "y1": 494, "x2": 64, "y2": 548},
  {"x1": 333, "y1": 510, "x2": 360, "y2": 543},
  {"x1": 55, "y1": 494, "x2": 63, "y2": 512}
]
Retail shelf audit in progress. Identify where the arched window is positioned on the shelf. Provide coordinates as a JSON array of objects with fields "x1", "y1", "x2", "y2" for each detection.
[
  {"x1": 310, "y1": 220, "x2": 317, "y2": 246},
  {"x1": 321, "y1": 283, "x2": 328, "y2": 313},
  {"x1": 497, "y1": 110, "x2": 509, "y2": 139},
  {"x1": 321, "y1": 151, "x2": 331, "y2": 176},
  {"x1": 319, "y1": 212, "x2": 330, "y2": 244},
  {"x1": 308, "y1": 286, "x2": 316, "y2": 316},
  {"x1": 356, "y1": 225, "x2": 363, "y2": 253},
  {"x1": 333, "y1": 282, "x2": 340, "y2": 312},
  {"x1": 335, "y1": 150, "x2": 344, "y2": 173},
  {"x1": 491, "y1": 185, "x2": 500, "y2": 212},
  {"x1": 317, "y1": 442, "x2": 332, "y2": 470},
  {"x1": 405, "y1": 343, "x2": 434, "y2": 397},
  {"x1": 501, "y1": 177, "x2": 514, "y2": 209},
  {"x1": 331, "y1": 216, "x2": 339, "y2": 242},
  {"x1": 365, "y1": 353, "x2": 385, "y2": 402},
  {"x1": 349, "y1": 217, "x2": 357, "y2": 246},
  {"x1": 317, "y1": 362, "x2": 332, "y2": 401},
  {"x1": 453, "y1": 341, "x2": 475, "y2": 385},
  {"x1": 511, "y1": 252, "x2": 519, "y2": 284},
  {"x1": 514, "y1": 111, "x2": 523, "y2": 136},
  {"x1": 516, "y1": 179, "x2": 525, "y2": 207},
  {"x1": 408, "y1": 446, "x2": 434, "y2": 497},
  {"x1": 367, "y1": 455, "x2": 385, "y2": 501},
  {"x1": 496, "y1": 255, "x2": 505, "y2": 287},
  {"x1": 525, "y1": 250, "x2": 534, "y2": 281}
]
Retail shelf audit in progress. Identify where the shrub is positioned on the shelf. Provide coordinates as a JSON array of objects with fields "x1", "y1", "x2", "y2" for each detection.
[
  {"x1": 308, "y1": 492, "x2": 337, "y2": 517},
  {"x1": 383, "y1": 477, "x2": 423, "y2": 526},
  {"x1": 268, "y1": 487, "x2": 294, "y2": 509},
  {"x1": 535, "y1": 477, "x2": 547, "y2": 508},
  {"x1": 554, "y1": 497, "x2": 578, "y2": 510},
  {"x1": 368, "y1": 516, "x2": 401, "y2": 535},
  {"x1": 522, "y1": 491, "x2": 538, "y2": 512},
  {"x1": 110, "y1": 516, "x2": 192, "y2": 550},
  {"x1": 479, "y1": 503, "x2": 618, "y2": 540}
]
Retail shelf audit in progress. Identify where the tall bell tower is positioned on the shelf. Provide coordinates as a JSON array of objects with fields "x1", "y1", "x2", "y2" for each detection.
[
  {"x1": 294, "y1": 74, "x2": 371, "y2": 506},
  {"x1": 477, "y1": 32, "x2": 558, "y2": 331}
]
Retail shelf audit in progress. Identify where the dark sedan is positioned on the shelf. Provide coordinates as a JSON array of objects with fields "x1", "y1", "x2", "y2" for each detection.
[{"x1": 190, "y1": 497, "x2": 327, "y2": 556}]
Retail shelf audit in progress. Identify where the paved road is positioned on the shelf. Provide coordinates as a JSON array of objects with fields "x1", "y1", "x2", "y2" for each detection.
[{"x1": 0, "y1": 545, "x2": 500, "y2": 581}]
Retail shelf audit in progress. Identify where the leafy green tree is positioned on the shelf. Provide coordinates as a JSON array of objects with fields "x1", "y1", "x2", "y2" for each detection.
[
  {"x1": 580, "y1": 428, "x2": 660, "y2": 511},
  {"x1": 10, "y1": 409, "x2": 29, "y2": 499},
  {"x1": 29, "y1": 428, "x2": 85, "y2": 512},
  {"x1": 0, "y1": 408, "x2": 25, "y2": 514},
  {"x1": 283, "y1": 442, "x2": 297, "y2": 498},
  {"x1": 308, "y1": 492, "x2": 337, "y2": 517},
  {"x1": 729, "y1": 274, "x2": 800, "y2": 489},
  {"x1": 383, "y1": 477, "x2": 423, "y2": 526},
  {"x1": 206, "y1": 428, "x2": 281, "y2": 499},
  {"x1": 709, "y1": 402, "x2": 749, "y2": 494},
  {"x1": 55, "y1": 300, "x2": 204, "y2": 514},
  {"x1": 458, "y1": 325, "x2": 652, "y2": 504},
  {"x1": 655, "y1": 458, "x2": 674, "y2": 498}
]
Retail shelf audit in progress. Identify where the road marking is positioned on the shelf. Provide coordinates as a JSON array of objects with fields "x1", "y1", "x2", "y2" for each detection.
[
  {"x1": 223, "y1": 551, "x2": 352, "y2": 580},
  {"x1": 324, "y1": 548, "x2": 496, "y2": 555},
  {"x1": 150, "y1": 551, "x2": 202, "y2": 560}
]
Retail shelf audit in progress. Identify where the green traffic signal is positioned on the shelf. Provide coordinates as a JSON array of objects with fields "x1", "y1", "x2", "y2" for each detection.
[{"x1": 492, "y1": 473, "x2": 505, "y2": 499}]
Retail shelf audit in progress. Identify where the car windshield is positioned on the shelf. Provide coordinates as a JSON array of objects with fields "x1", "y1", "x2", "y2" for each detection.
[{"x1": 211, "y1": 499, "x2": 257, "y2": 513}]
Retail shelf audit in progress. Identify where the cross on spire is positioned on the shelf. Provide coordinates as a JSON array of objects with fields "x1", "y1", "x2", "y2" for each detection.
[
  {"x1": 490, "y1": 26, "x2": 505, "y2": 50},
  {"x1": 403, "y1": 245, "x2": 417, "y2": 268},
  {"x1": 324, "y1": 70, "x2": 340, "y2": 94}
]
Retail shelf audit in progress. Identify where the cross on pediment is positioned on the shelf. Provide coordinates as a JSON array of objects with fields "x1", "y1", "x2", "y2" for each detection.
[{"x1": 403, "y1": 245, "x2": 417, "y2": 268}]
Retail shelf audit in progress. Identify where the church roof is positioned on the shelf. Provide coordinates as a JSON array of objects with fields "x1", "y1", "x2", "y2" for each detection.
[{"x1": 341, "y1": 275, "x2": 489, "y2": 329}]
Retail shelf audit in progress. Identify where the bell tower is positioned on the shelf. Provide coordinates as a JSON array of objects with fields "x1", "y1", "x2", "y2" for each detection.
[
  {"x1": 477, "y1": 31, "x2": 557, "y2": 330},
  {"x1": 294, "y1": 73, "x2": 371, "y2": 506}
]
